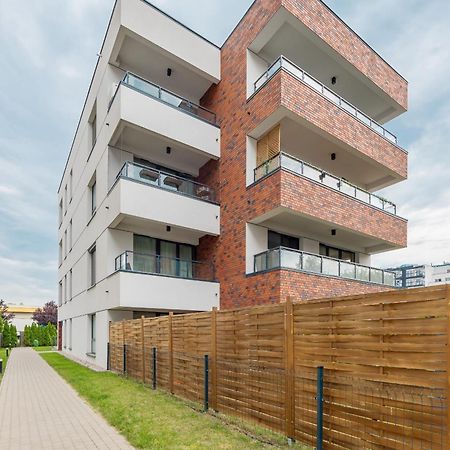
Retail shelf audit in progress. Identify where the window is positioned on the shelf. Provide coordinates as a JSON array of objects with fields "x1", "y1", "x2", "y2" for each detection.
[
  {"x1": 435, "y1": 278, "x2": 442, "y2": 283},
  {"x1": 58, "y1": 240, "x2": 63, "y2": 266},
  {"x1": 88, "y1": 244, "x2": 96, "y2": 287},
  {"x1": 58, "y1": 281, "x2": 63, "y2": 307},
  {"x1": 89, "y1": 314, "x2": 96, "y2": 355},
  {"x1": 69, "y1": 170, "x2": 73, "y2": 203},
  {"x1": 319, "y1": 244, "x2": 355, "y2": 263},
  {"x1": 69, "y1": 269, "x2": 73, "y2": 301},
  {"x1": 89, "y1": 101, "x2": 97, "y2": 151},
  {"x1": 133, "y1": 234, "x2": 195, "y2": 278},
  {"x1": 64, "y1": 274, "x2": 67, "y2": 303},
  {"x1": 89, "y1": 172, "x2": 97, "y2": 217},
  {"x1": 59, "y1": 199, "x2": 63, "y2": 227},
  {"x1": 406, "y1": 268, "x2": 424, "y2": 278},
  {"x1": 64, "y1": 229, "x2": 68, "y2": 258},
  {"x1": 69, "y1": 318, "x2": 73, "y2": 350},
  {"x1": 64, "y1": 185, "x2": 68, "y2": 215},
  {"x1": 406, "y1": 278, "x2": 424, "y2": 287},
  {"x1": 268, "y1": 231, "x2": 300, "y2": 251},
  {"x1": 69, "y1": 220, "x2": 73, "y2": 251},
  {"x1": 446, "y1": 277, "x2": 450, "y2": 281}
]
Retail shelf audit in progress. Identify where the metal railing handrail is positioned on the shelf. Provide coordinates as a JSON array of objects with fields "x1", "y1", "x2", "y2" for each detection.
[
  {"x1": 254, "y1": 246, "x2": 396, "y2": 286},
  {"x1": 253, "y1": 55, "x2": 398, "y2": 145},
  {"x1": 117, "y1": 161, "x2": 217, "y2": 203},
  {"x1": 109, "y1": 71, "x2": 217, "y2": 125},
  {"x1": 254, "y1": 152, "x2": 397, "y2": 215}
]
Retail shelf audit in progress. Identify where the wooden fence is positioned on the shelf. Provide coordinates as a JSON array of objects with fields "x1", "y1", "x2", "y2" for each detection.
[{"x1": 109, "y1": 285, "x2": 450, "y2": 449}]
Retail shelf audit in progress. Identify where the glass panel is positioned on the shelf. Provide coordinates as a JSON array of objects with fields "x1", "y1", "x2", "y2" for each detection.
[
  {"x1": 267, "y1": 58, "x2": 282, "y2": 78},
  {"x1": 160, "y1": 89, "x2": 182, "y2": 108},
  {"x1": 323, "y1": 87, "x2": 340, "y2": 105},
  {"x1": 370, "y1": 268, "x2": 383, "y2": 284},
  {"x1": 385, "y1": 131, "x2": 397, "y2": 143},
  {"x1": 321, "y1": 173, "x2": 340, "y2": 189},
  {"x1": 328, "y1": 248, "x2": 340, "y2": 259},
  {"x1": 372, "y1": 122, "x2": 384, "y2": 135},
  {"x1": 303, "y1": 164, "x2": 322, "y2": 183},
  {"x1": 179, "y1": 245, "x2": 193, "y2": 278},
  {"x1": 356, "y1": 110, "x2": 371, "y2": 126},
  {"x1": 280, "y1": 249, "x2": 301, "y2": 270},
  {"x1": 322, "y1": 258, "x2": 339, "y2": 276},
  {"x1": 303, "y1": 254, "x2": 321, "y2": 273},
  {"x1": 254, "y1": 253, "x2": 267, "y2": 272},
  {"x1": 339, "y1": 180, "x2": 356, "y2": 197},
  {"x1": 355, "y1": 188, "x2": 370, "y2": 203},
  {"x1": 341, "y1": 100, "x2": 356, "y2": 116},
  {"x1": 370, "y1": 196, "x2": 384, "y2": 209},
  {"x1": 356, "y1": 266, "x2": 370, "y2": 282},
  {"x1": 281, "y1": 154, "x2": 302, "y2": 174},
  {"x1": 267, "y1": 249, "x2": 280, "y2": 269},
  {"x1": 340, "y1": 262, "x2": 356, "y2": 279},
  {"x1": 303, "y1": 73, "x2": 323, "y2": 92},
  {"x1": 127, "y1": 74, "x2": 160, "y2": 98},
  {"x1": 160, "y1": 241, "x2": 177, "y2": 276},
  {"x1": 384, "y1": 272, "x2": 395, "y2": 286}
]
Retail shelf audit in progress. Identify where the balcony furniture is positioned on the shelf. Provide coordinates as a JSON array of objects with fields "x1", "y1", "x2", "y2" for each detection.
[{"x1": 139, "y1": 168, "x2": 159, "y2": 183}]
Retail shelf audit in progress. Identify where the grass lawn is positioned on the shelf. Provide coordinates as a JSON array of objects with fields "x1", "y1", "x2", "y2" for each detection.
[
  {"x1": 41, "y1": 353, "x2": 310, "y2": 450},
  {"x1": 0, "y1": 347, "x2": 9, "y2": 381},
  {"x1": 32, "y1": 346, "x2": 55, "y2": 352}
]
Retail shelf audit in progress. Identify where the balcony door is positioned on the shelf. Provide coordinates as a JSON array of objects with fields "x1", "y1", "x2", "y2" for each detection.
[{"x1": 133, "y1": 234, "x2": 194, "y2": 278}]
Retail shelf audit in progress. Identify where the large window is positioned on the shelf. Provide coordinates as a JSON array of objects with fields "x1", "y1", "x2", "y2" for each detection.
[
  {"x1": 268, "y1": 231, "x2": 299, "y2": 250},
  {"x1": 89, "y1": 314, "x2": 96, "y2": 354},
  {"x1": 319, "y1": 244, "x2": 355, "y2": 263},
  {"x1": 133, "y1": 235, "x2": 194, "y2": 278},
  {"x1": 58, "y1": 281, "x2": 63, "y2": 307},
  {"x1": 88, "y1": 244, "x2": 96, "y2": 287}
]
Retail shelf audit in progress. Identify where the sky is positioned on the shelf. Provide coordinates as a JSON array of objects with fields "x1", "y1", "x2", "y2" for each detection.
[{"x1": 0, "y1": 0, "x2": 449, "y2": 305}]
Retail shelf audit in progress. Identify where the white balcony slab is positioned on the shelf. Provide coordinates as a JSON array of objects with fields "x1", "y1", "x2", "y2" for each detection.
[
  {"x1": 108, "y1": 178, "x2": 220, "y2": 236},
  {"x1": 109, "y1": 85, "x2": 220, "y2": 160}
]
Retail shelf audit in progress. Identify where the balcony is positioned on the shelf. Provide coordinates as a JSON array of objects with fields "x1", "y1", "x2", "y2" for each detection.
[
  {"x1": 109, "y1": 251, "x2": 219, "y2": 312},
  {"x1": 254, "y1": 152, "x2": 397, "y2": 215},
  {"x1": 253, "y1": 56, "x2": 397, "y2": 145},
  {"x1": 108, "y1": 73, "x2": 220, "y2": 161},
  {"x1": 110, "y1": 72, "x2": 217, "y2": 125},
  {"x1": 107, "y1": 169, "x2": 220, "y2": 237},
  {"x1": 118, "y1": 161, "x2": 216, "y2": 203},
  {"x1": 254, "y1": 247, "x2": 396, "y2": 287}
]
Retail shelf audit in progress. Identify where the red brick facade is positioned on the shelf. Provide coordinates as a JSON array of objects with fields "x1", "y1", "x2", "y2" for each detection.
[
  {"x1": 198, "y1": 0, "x2": 407, "y2": 309},
  {"x1": 248, "y1": 169, "x2": 407, "y2": 248}
]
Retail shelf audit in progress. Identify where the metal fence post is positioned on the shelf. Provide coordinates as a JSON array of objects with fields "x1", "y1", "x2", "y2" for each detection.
[
  {"x1": 123, "y1": 344, "x2": 127, "y2": 375},
  {"x1": 204, "y1": 355, "x2": 209, "y2": 412},
  {"x1": 0, "y1": 359, "x2": 2, "y2": 374},
  {"x1": 107, "y1": 342, "x2": 110, "y2": 371},
  {"x1": 316, "y1": 366, "x2": 324, "y2": 450},
  {"x1": 152, "y1": 347, "x2": 157, "y2": 390}
]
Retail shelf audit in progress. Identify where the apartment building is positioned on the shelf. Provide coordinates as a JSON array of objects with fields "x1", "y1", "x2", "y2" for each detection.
[
  {"x1": 390, "y1": 263, "x2": 450, "y2": 288},
  {"x1": 58, "y1": 0, "x2": 408, "y2": 368}
]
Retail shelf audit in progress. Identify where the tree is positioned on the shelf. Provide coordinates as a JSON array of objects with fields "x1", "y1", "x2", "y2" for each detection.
[
  {"x1": 24, "y1": 325, "x2": 32, "y2": 347},
  {"x1": 2, "y1": 322, "x2": 11, "y2": 348},
  {"x1": 0, "y1": 299, "x2": 14, "y2": 323},
  {"x1": 32, "y1": 301, "x2": 57, "y2": 326},
  {"x1": 9, "y1": 325, "x2": 17, "y2": 348}
]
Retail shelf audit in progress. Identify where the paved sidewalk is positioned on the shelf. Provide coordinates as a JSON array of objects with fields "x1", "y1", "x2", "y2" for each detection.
[{"x1": 0, "y1": 348, "x2": 133, "y2": 449}]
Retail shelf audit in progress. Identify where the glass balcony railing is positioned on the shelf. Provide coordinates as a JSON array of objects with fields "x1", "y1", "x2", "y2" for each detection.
[
  {"x1": 109, "y1": 72, "x2": 217, "y2": 125},
  {"x1": 254, "y1": 247, "x2": 396, "y2": 287},
  {"x1": 115, "y1": 251, "x2": 215, "y2": 281},
  {"x1": 253, "y1": 56, "x2": 398, "y2": 145},
  {"x1": 117, "y1": 161, "x2": 216, "y2": 203},
  {"x1": 254, "y1": 152, "x2": 397, "y2": 215}
]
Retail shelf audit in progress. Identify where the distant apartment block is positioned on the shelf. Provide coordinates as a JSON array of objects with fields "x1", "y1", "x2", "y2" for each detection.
[
  {"x1": 390, "y1": 263, "x2": 450, "y2": 288},
  {"x1": 57, "y1": 0, "x2": 408, "y2": 368}
]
